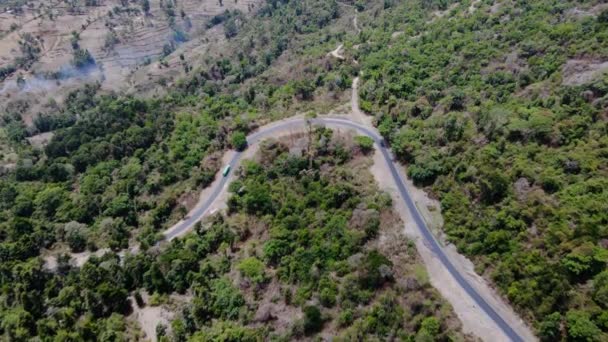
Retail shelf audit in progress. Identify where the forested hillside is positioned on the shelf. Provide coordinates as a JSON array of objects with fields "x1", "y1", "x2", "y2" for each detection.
[
  {"x1": 0, "y1": 126, "x2": 470, "y2": 340},
  {"x1": 352, "y1": 0, "x2": 608, "y2": 340},
  {"x1": 0, "y1": 0, "x2": 401, "y2": 340},
  {"x1": 1, "y1": 0, "x2": 607, "y2": 340}
]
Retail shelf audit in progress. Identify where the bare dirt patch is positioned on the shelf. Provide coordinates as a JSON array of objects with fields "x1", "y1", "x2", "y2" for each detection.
[
  {"x1": 129, "y1": 292, "x2": 192, "y2": 342},
  {"x1": 328, "y1": 43, "x2": 345, "y2": 60},
  {"x1": 249, "y1": 279, "x2": 302, "y2": 334},
  {"x1": 432, "y1": 3, "x2": 459, "y2": 19},
  {"x1": 26, "y1": 131, "x2": 54, "y2": 148},
  {"x1": 566, "y1": 3, "x2": 608, "y2": 20},
  {"x1": 468, "y1": 0, "x2": 481, "y2": 14},
  {"x1": 562, "y1": 59, "x2": 608, "y2": 86}
]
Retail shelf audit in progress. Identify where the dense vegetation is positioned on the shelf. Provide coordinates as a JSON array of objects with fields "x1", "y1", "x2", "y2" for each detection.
[
  {"x1": 145, "y1": 130, "x2": 466, "y2": 340},
  {"x1": 0, "y1": 128, "x2": 468, "y2": 340},
  {"x1": 353, "y1": 0, "x2": 608, "y2": 340},
  {"x1": 0, "y1": 0, "x2": 429, "y2": 339},
  {"x1": 2, "y1": 0, "x2": 607, "y2": 340}
]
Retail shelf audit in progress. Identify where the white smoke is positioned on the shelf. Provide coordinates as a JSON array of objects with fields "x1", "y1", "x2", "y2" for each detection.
[{"x1": 0, "y1": 63, "x2": 104, "y2": 96}]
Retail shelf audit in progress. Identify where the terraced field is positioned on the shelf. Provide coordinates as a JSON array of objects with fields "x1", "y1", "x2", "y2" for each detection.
[{"x1": 0, "y1": 0, "x2": 261, "y2": 121}]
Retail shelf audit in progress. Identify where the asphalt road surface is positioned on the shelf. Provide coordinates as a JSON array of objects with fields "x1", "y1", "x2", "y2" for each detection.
[{"x1": 162, "y1": 117, "x2": 525, "y2": 342}]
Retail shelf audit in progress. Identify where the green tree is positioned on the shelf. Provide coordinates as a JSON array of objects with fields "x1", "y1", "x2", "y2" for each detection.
[
  {"x1": 35, "y1": 186, "x2": 67, "y2": 218},
  {"x1": 539, "y1": 312, "x2": 562, "y2": 342},
  {"x1": 593, "y1": 271, "x2": 608, "y2": 308},
  {"x1": 566, "y1": 310, "x2": 601, "y2": 341},
  {"x1": 231, "y1": 131, "x2": 248, "y2": 151},
  {"x1": 355, "y1": 136, "x2": 374, "y2": 154},
  {"x1": 72, "y1": 48, "x2": 95, "y2": 69},
  {"x1": 303, "y1": 305, "x2": 323, "y2": 335},
  {"x1": 237, "y1": 257, "x2": 266, "y2": 284}
]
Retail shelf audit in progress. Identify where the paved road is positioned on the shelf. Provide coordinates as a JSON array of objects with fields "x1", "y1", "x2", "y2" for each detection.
[{"x1": 162, "y1": 117, "x2": 525, "y2": 342}]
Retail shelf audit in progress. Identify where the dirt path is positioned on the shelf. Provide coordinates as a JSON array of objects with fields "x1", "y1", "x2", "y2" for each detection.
[
  {"x1": 349, "y1": 77, "x2": 373, "y2": 126},
  {"x1": 354, "y1": 15, "x2": 361, "y2": 34},
  {"x1": 327, "y1": 43, "x2": 345, "y2": 60}
]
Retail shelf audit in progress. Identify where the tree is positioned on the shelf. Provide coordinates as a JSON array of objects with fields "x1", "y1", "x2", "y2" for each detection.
[
  {"x1": 566, "y1": 310, "x2": 601, "y2": 341},
  {"x1": 479, "y1": 170, "x2": 509, "y2": 204},
  {"x1": 359, "y1": 250, "x2": 393, "y2": 289},
  {"x1": 225, "y1": 17, "x2": 238, "y2": 38},
  {"x1": 598, "y1": 9, "x2": 608, "y2": 24},
  {"x1": 355, "y1": 136, "x2": 374, "y2": 154},
  {"x1": 303, "y1": 305, "x2": 323, "y2": 335},
  {"x1": 292, "y1": 79, "x2": 315, "y2": 101},
  {"x1": 231, "y1": 131, "x2": 248, "y2": 151},
  {"x1": 210, "y1": 278, "x2": 245, "y2": 320},
  {"x1": 416, "y1": 316, "x2": 440, "y2": 341},
  {"x1": 65, "y1": 221, "x2": 88, "y2": 252},
  {"x1": 539, "y1": 312, "x2": 562, "y2": 342},
  {"x1": 141, "y1": 0, "x2": 150, "y2": 14},
  {"x1": 35, "y1": 186, "x2": 67, "y2": 218},
  {"x1": 72, "y1": 48, "x2": 95, "y2": 69},
  {"x1": 237, "y1": 257, "x2": 266, "y2": 284},
  {"x1": 449, "y1": 89, "x2": 465, "y2": 110},
  {"x1": 144, "y1": 262, "x2": 170, "y2": 293},
  {"x1": 593, "y1": 271, "x2": 608, "y2": 308},
  {"x1": 305, "y1": 112, "x2": 317, "y2": 168}
]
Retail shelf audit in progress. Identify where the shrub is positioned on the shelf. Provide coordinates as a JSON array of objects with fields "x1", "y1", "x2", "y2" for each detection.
[
  {"x1": 303, "y1": 305, "x2": 323, "y2": 335},
  {"x1": 355, "y1": 136, "x2": 375, "y2": 154},
  {"x1": 231, "y1": 131, "x2": 248, "y2": 151},
  {"x1": 72, "y1": 48, "x2": 95, "y2": 69},
  {"x1": 566, "y1": 310, "x2": 601, "y2": 341},
  {"x1": 237, "y1": 257, "x2": 267, "y2": 284}
]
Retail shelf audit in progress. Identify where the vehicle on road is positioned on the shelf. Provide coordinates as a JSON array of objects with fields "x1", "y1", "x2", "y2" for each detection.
[{"x1": 222, "y1": 165, "x2": 231, "y2": 177}]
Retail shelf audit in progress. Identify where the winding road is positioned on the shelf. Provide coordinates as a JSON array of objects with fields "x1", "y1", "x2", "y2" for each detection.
[
  {"x1": 162, "y1": 116, "x2": 528, "y2": 342},
  {"x1": 162, "y1": 11, "x2": 533, "y2": 339}
]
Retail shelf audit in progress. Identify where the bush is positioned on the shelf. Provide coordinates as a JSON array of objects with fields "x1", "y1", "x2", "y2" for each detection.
[
  {"x1": 359, "y1": 250, "x2": 393, "y2": 289},
  {"x1": 337, "y1": 309, "x2": 354, "y2": 327},
  {"x1": 319, "y1": 287, "x2": 337, "y2": 307},
  {"x1": 303, "y1": 305, "x2": 323, "y2": 335},
  {"x1": 237, "y1": 257, "x2": 267, "y2": 284},
  {"x1": 355, "y1": 136, "x2": 374, "y2": 154},
  {"x1": 419, "y1": 317, "x2": 440, "y2": 337},
  {"x1": 566, "y1": 311, "x2": 601, "y2": 341},
  {"x1": 593, "y1": 271, "x2": 608, "y2": 308},
  {"x1": 231, "y1": 131, "x2": 248, "y2": 151},
  {"x1": 72, "y1": 48, "x2": 95, "y2": 69}
]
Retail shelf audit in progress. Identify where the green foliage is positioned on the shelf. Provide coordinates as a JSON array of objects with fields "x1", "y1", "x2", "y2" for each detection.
[
  {"x1": 209, "y1": 278, "x2": 246, "y2": 320},
  {"x1": 303, "y1": 305, "x2": 323, "y2": 335},
  {"x1": 190, "y1": 321, "x2": 264, "y2": 342},
  {"x1": 539, "y1": 312, "x2": 562, "y2": 342},
  {"x1": 593, "y1": 271, "x2": 608, "y2": 309},
  {"x1": 231, "y1": 131, "x2": 248, "y2": 151},
  {"x1": 354, "y1": 135, "x2": 374, "y2": 154},
  {"x1": 237, "y1": 257, "x2": 267, "y2": 284},
  {"x1": 141, "y1": 0, "x2": 150, "y2": 13},
  {"x1": 354, "y1": 1, "x2": 608, "y2": 336},
  {"x1": 359, "y1": 250, "x2": 393, "y2": 289},
  {"x1": 566, "y1": 310, "x2": 602, "y2": 341},
  {"x1": 419, "y1": 316, "x2": 441, "y2": 337}
]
